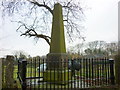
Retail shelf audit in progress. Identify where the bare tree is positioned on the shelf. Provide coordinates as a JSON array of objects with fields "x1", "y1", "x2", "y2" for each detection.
[
  {"x1": 84, "y1": 41, "x2": 118, "y2": 56},
  {"x1": 85, "y1": 41, "x2": 107, "y2": 55},
  {"x1": 13, "y1": 50, "x2": 28, "y2": 60},
  {"x1": 2, "y1": 0, "x2": 85, "y2": 45},
  {"x1": 87, "y1": 41, "x2": 106, "y2": 50},
  {"x1": 105, "y1": 42, "x2": 118, "y2": 56}
]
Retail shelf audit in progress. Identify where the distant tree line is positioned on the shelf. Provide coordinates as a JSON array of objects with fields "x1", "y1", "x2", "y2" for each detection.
[
  {"x1": 12, "y1": 40, "x2": 117, "y2": 60},
  {"x1": 67, "y1": 40, "x2": 118, "y2": 57}
]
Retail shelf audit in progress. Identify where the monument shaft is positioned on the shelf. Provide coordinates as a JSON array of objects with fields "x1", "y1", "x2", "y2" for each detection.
[{"x1": 50, "y1": 3, "x2": 66, "y2": 53}]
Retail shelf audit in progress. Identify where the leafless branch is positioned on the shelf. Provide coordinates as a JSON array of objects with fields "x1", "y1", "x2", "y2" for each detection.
[
  {"x1": 27, "y1": 0, "x2": 53, "y2": 15},
  {"x1": 16, "y1": 21, "x2": 51, "y2": 45},
  {"x1": 2, "y1": 0, "x2": 85, "y2": 44}
]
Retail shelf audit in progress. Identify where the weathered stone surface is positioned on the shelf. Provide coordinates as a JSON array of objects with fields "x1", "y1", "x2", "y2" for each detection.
[
  {"x1": 5, "y1": 55, "x2": 14, "y2": 88},
  {"x1": 50, "y1": 3, "x2": 66, "y2": 53},
  {"x1": 47, "y1": 3, "x2": 67, "y2": 69},
  {"x1": 44, "y1": 70, "x2": 71, "y2": 84},
  {"x1": 47, "y1": 53, "x2": 67, "y2": 69},
  {"x1": 44, "y1": 3, "x2": 70, "y2": 84}
]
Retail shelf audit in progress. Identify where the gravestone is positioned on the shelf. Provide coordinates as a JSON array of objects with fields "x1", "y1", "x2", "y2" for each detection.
[
  {"x1": 44, "y1": 3, "x2": 71, "y2": 84},
  {"x1": 5, "y1": 55, "x2": 14, "y2": 88}
]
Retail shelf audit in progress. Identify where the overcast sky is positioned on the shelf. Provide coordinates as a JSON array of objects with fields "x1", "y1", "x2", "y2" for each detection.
[{"x1": 0, "y1": 0, "x2": 119, "y2": 57}]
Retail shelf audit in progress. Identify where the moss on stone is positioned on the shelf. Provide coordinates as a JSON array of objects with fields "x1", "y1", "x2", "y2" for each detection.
[{"x1": 50, "y1": 3, "x2": 66, "y2": 53}]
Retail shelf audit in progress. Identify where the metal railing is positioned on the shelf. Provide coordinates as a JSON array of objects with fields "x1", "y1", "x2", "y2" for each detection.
[{"x1": 17, "y1": 57, "x2": 115, "y2": 89}]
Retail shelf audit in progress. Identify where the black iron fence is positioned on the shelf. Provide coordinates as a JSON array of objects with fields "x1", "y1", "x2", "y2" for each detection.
[{"x1": 17, "y1": 57, "x2": 115, "y2": 89}]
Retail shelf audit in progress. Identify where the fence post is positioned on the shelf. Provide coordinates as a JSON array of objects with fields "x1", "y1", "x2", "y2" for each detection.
[
  {"x1": 5, "y1": 55, "x2": 14, "y2": 88},
  {"x1": 21, "y1": 59, "x2": 27, "y2": 90},
  {"x1": 109, "y1": 59, "x2": 115, "y2": 85},
  {"x1": 1, "y1": 58, "x2": 5, "y2": 88},
  {"x1": 115, "y1": 54, "x2": 120, "y2": 86},
  {"x1": 0, "y1": 58, "x2": 2, "y2": 90}
]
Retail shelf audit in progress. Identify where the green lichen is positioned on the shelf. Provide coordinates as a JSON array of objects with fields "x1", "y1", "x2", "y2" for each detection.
[{"x1": 50, "y1": 3, "x2": 66, "y2": 53}]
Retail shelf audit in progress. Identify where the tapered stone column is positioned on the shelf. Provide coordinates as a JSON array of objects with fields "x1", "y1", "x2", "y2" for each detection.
[
  {"x1": 47, "y1": 3, "x2": 67, "y2": 69},
  {"x1": 44, "y1": 3, "x2": 71, "y2": 84},
  {"x1": 50, "y1": 3, "x2": 66, "y2": 54}
]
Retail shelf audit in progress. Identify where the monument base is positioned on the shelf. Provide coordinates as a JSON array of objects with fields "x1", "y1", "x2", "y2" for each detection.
[
  {"x1": 47, "y1": 53, "x2": 68, "y2": 69},
  {"x1": 43, "y1": 70, "x2": 71, "y2": 85},
  {"x1": 43, "y1": 53, "x2": 71, "y2": 84}
]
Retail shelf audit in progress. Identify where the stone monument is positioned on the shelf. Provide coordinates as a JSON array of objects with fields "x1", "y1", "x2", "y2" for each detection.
[{"x1": 44, "y1": 3, "x2": 71, "y2": 84}]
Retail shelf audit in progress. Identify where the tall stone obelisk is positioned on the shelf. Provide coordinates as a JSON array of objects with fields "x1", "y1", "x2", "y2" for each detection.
[
  {"x1": 47, "y1": 3, "x2": 67, "y2": 69},
  {"x1": 50, "y1": 3, "x2": 66, "y2": 53},
  {"x1": 44, "y1": 3, "x2": 71, "y2": 84}
]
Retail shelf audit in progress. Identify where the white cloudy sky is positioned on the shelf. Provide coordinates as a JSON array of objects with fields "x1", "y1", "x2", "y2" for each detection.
[{"x1": 0, "y1": 0, "x2": 119, "y2": 57}]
